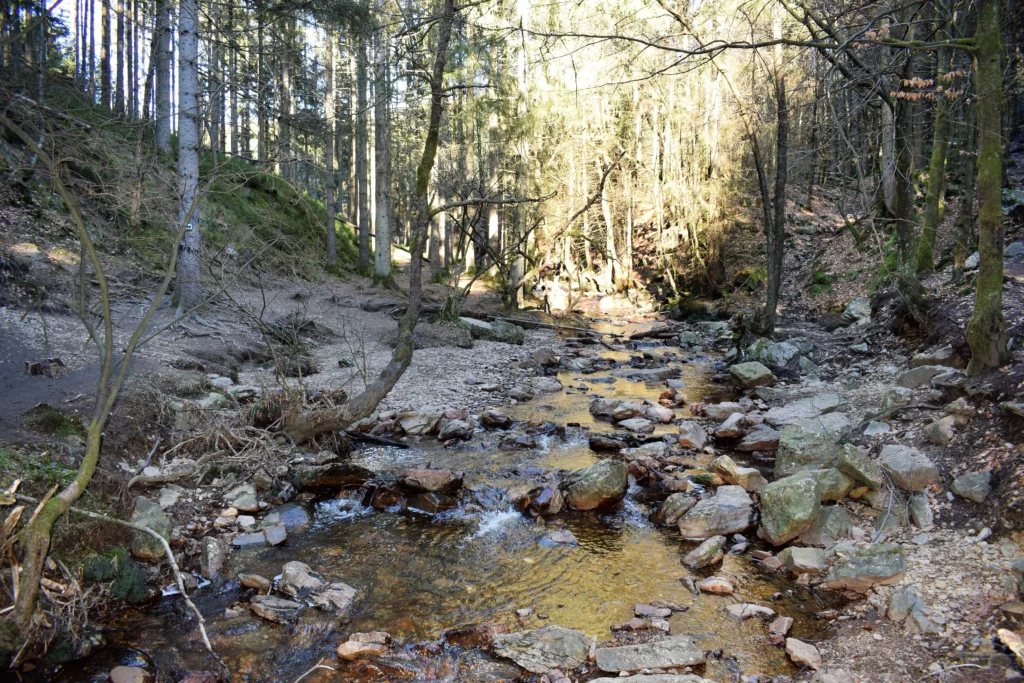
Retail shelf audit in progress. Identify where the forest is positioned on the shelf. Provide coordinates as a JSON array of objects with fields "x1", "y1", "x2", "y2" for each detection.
[{"x1": 1, "y1": 0, "x2": 1024, "y2": 679}]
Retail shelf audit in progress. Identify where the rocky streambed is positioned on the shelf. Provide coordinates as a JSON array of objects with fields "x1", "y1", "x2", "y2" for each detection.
[{"x1": 37, "y1": 316, "x2": 1024, "y2": 683}]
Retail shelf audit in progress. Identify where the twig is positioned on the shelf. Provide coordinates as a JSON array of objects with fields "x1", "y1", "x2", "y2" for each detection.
[
  {"x1": 137, "y1": 435, "x2": 162, "y2": 473},
  {"x1": 916, "y1": 663, "x2": 982, "y2": 680},
  {"x1": 13, "y1": 493, "x2": 229, "y2": 675},
  {"x1": 294, "y1": 658, "x2": 336, "y2": 683},
  {"x1": 344, "y1": 430, "x2": 410, "y2": 449}
]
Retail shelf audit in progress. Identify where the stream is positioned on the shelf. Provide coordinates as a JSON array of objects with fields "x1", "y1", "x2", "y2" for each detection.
[{"x1": 53, "y1": 317, "x2": 842, "y2": 682}]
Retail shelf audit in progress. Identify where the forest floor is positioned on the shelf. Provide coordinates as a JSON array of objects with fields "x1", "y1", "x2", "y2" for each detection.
[{"x1": 3, "y1": 149, "x2": 1024, "y2": 682}]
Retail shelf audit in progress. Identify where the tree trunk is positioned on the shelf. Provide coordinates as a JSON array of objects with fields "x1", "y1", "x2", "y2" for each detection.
[
  {"x1": 101, "y1": 0, "x2": 111, "y2": 107},
  {"x1": 952, "y1": 104, "x2": 977, "y2": 283},
  {"x1": 325, "y1": 29, "x2": 337, "y2": 267},
  {"x1": 759, "y1": 75, "x2": 788, "y2": 335},
  {"x1": 916, "y1": 44, "x2": 952, "y2": 274},
  {"x1": 600, "y1": 157, "x2": 616, "y2": 290},
  {"x1": 154, "y1": 0, "x2": 171, "y2": 153},
  {"x1": 880, "y1": 99, "x2": 896, "y2": 213},
  {"x1": 966, "y1": 0, "x2": 1007, "y2": 374},
  {"x1": 355, "y1": 32, "x2": 370, "y2": 270},
  {"x1": 174, "y1": 0, "x2": 202, "y2": 314},
  {"x1": 892, "y1": 52, "x2": 927, "y2": 320},
  {"x1": 372, "y1": 9, "x2": 392, "y2": 283}
]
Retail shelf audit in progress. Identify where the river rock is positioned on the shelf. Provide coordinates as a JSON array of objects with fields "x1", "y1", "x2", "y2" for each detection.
[
  {"x1": 618, "y1": 417, "x2": 654, "y2": 433},
  {"x1": 491, "y1": 626, "x2": 590, "y2": 673},
  {"x1": 594, "y1": 635, "x2": 705, "y2": 673},
  {"x1": 311, "y1": 581, "x2": 357, "y2": 613},
  {"x1": 337, "y1": 640, "x2": 387, "y2": 660},
  {"x1": 462, "y1": 317, "x2": 525, "y2": 344},
  {"x1": 562, "y1": 459, "x2": 628, "y2": 510},
  {"x1": 923, "y1": 416, "x2": 956, "y2": 445},
  {"x1": 533, "y1": 347, "x2": 559, "y2": 366},
  {"x1": 480, "y1": 408, "x2": 513, "y2": 429},
  {"x1": 677, "y1": 422, "x2": 708, "y2": 449},
  {"x1": 589, "y1": 398, "x2": 619, "y2": 418},
  {"x1": 109, "y1": 666, "x2": 152, "y2": 683},
  {"x1": 263, "y1": 525, "x2": 287, "y2": 546},
  {"x1": 225, "y1": 484, "x2": 259, "y2": 513},
  {"x1": 778, "y1": 547, "x2": 826, "y2": 574},
  {"x1": 745, "y1": 338, "x2": 801, "y2": 367},
  {"x1": 774, "y1": 415, "x2": 851, "y2": 477},
  {"x1": 239, "y1": 573, "x2": 271, "y2": 589},
  {"x1": 406, "y1": 492, "x2": 458, "y2": 515},
  {"x1": 729, "y1": 361, "x2": 777, "y2": 388},
  {"x1": 438, "y1": 419, "x2": 473, "y2": 440},
  {"x1": 837, "y1": 444, "x2": 883, "y2": 490},
  {"x1": 280, "y1": 561, "x2": 324, "y2": 596},
  {"x1": 709, "y1": 455, "x2": 767, "y2": 492},
  {"x1": 250, "y1": 595, "x2": 303, "y2": 623},
  {"x1": 704, "y1": 401, "x2": 747, "y2": 422},
  {"x1": 293, "y1": 462, "x2": 375, "y2": 489},
  {"x1": 786, "y1": 638, "x2": 821, "y2": 670},
  {"x1": 909, "y1": 493, "x2": 933, "y2": 528},
  {"x1": 612, "y1": 402, "x2": 646, "y2": 421},
  {"x1": 682, "y1": 535, "x2": 726, "y2": 568},
  {"x1": 200, "y1": 536, "x2": 229, "y2": 580},
  {"x1": 825, "y1": 543, "x2": 906, "y2": 592},
  {"x1": 699, "y1": 577, "x2": 735, "y2": 595},
  {"x1": 397, "y1": 410, "x2": 442, "y2": 435},
  {"x1": 589, "y1": 676, "x2": 714, "y2": 683},
  {"x1": 644, "y1": 401, "x2": 675, "y2": 423},
  {"x1": 263, "y1": 503, "x2": 312, "y2": 531},
  {"x1": 763, "y1": 394, "x2": 847, "y2": 427},
  {"x1": 526, "y1": 376, "x2": 563, "y2": 393},
  {"x1": 878, "y1": 445, "x2": 940, "y2": 491},
  {"x1": 736, "y1": 425, "x2": 780, "y2": 451},
  {"x1": 522, "y1": 485, "x2": 565, "y2": 517},
  {"x1": 952, "y1": 470, "x2": 992, "y2": 503},
  {"x1": 635, "y1": 603, "x2": 672, "y2": 618},
  {"x1": 715, "y1": 412, "x2": 746, "y2": 439},
  {"x1": 589, "y1": 432, "x2": 629, "y2": 451},
  {"x1": 912, "y1": 345, "x2": 959, "y2": 368},
  {"x1": 650, "y1": 492, "x2": 696, "y2": 526},
  {"x1": 539, "y1": 529, "x2": 578, "y2": 547},
  {"x1": 840, "y1": 297, "x2": 871, "y2": 325},
  {"x1": 398, "y1": 469, "x2": 464, "y2": 494},
  {"x1": 129, "y1": 496, "x2": 172, "y2": 562},
  {"x1": 759, "y1": 475, "x2": 821, "y2": 545},
  {"x1": 897, "y1": 365, "x2": 948, "y2": 389},
  {"x1": 726, "y1": 603, "x2": 776, "y2": 619},
  {"x1": 677, "y1": 485, "x2": 753, "y2": 540},
  {"x1": 799, "y1": 506, "x2": 852, "y2": 547},
  {"x1": 623, "y1": 440, "x2": 668, "y2": 460},
  {"x1": 792, "y1": 468, "x2": 855, "y2": 502}
]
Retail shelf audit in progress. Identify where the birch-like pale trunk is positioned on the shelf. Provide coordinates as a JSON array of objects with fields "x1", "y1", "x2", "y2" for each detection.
[{"x1": 174, "y1": 0, "x2": 202, "y2": 314}]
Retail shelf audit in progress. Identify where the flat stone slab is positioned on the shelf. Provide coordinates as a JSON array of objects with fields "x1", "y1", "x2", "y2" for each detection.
[
  {"x1": 763, "y1": 394, "x2": 848, "y2": 427},
  {"x1": 491, "y1": 626, "x2": 590, "y2": 673},
  {"x1": 595, "y1": 635, "x2": 705, "y2": 673},
  {"x1": 590, "y1": 677, "x2": 714, "y2": 683}
]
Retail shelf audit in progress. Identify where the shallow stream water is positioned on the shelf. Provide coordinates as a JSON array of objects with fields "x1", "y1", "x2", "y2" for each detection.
[{"x1": 53, "y1": 317, "x2": 840, "y2": 682}]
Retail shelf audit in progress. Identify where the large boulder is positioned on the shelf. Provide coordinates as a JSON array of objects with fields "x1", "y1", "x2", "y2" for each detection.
[
  {"x1": 729, "y1": 362, "x2": 777, "y2": 388},
  {"x1": 398, "y1": 469, "x2": 464, "y2": 494},
  {"x1": 461, "y1": 317, "x2": 525, "y2": 345},
  {"x1": 745, "y1": 338, "x2": 801, "y2": 368},
  {"x1": 840, "y1": 297, "x2": 871, "y2": 326},
  {"x1": 650, "y1": 493, "x2": 697, "y2": 526},
  {"x1": 759, "y1": 475, "x2": 822, "y2": 546},
  {"x1": 736, "y1": 425, "x2": 781, "y2": 452},
  {"x1": 878, "y1": 445, "x2": 940, "y2": 491},
  {"x1": 677, "y1": 485, "x2": 754, "y2": 540},
  {"x1": 293, "y1": 462, "x2": 375, "y2": 489},
  {"x1": 709, "y1": 455, "x2": 768, "y2": 492},
  {"x1": 678, "y1": 422, "x2": 708, "y2": 449},
  {"x1": 825, "y1": 543, "x2": 906, "y2": 592},
  {"x1": 837, "y1": 444, "x2": 884, "y2": 490},
  {"x1": 763, "y1": 394, "x2": 847, "y2": 427},
  {"x1": 562, "y1": 459, "x2": 628, "y2": 511},
  {"x1": 129, "y1": 496, "x2": 172, "y2": 561},
  {"x1": 594, "y1": 636, "x2": 705, "y2": 673},
  {"x1": 774, "y1": 415, "x2": 851, "y2": 478},
  {"x1": 491, "y1": 626, "x2": 590, "y2": 673}
]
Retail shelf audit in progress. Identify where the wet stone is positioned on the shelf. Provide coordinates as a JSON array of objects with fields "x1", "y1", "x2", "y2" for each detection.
[
  {"x1": 398, "y1": 469, "x2": 465, "y2": 494},
  {"x1": 726, "y1": 603, "x2": 776, "y2": 620},
  {"x1": 677, "y1": 485, "x2": 753, "y2": 540},
  {"x1": 406, "y1": 492, "x2": 458, "y2": 515},
  {"x1": 491, "y1": 626, "x2": 591, "y2": 673},
  {"x1": 250, "y1": 595, "x2": 302, "y2": 623},
  {"x1": 232, "y1": 532, "x2": 266, "y2": 547},
  {"x1": 539, "y1": 529, "x2": 578, "y2": 547},
  {"x1": 635, "y1": 604, "x2": 672, "y2": 618},
  {"x1": 594, "y1": 635, "x2": 705, "y2": 673},
  {"x1": 562, "y1": 459, "x2": 628, "y2": 511},
  {"x1": 699, "y1": 577, "x2": 734, "y2": 595},
  {"x1": 650, "y1": 493, "x2": 696, "y2": 527},
  {"x1": 682, "y1": 535, "x2": 726, "y2": 568},
  {"x1": 262, "y1": 503, "x2": 311, "y2": 531},
  {"x1": 238, "y1": 573, "x2": 271, "y2": 590},
  {"x1": 263, "y1": 525, "x2": 287, "y2": 546}
]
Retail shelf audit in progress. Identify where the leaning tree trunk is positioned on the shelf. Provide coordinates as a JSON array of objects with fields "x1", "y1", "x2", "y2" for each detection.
[
  {"x1": 283, "y1": 0, "x2": 456, "y2": 445},
  {"x1": 916, "y1": 43, "x2": 952, "y2": 275},
  {"x1": 966, "y1": 0, "x2": 1007, "y2": 374},
  {"x1": 174, "y1": 0, "x2": 202, "y2": 314},
  {"x1": 952, "y1": 104, "x2": 977, "y2": 283}
]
